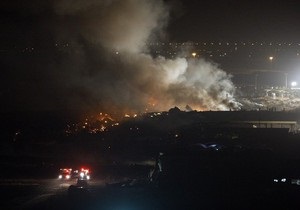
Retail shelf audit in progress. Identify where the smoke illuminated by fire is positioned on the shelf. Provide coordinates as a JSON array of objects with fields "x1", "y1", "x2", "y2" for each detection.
[{"x1": 51, "y1": 0, "x2": 241, "y2": 117}]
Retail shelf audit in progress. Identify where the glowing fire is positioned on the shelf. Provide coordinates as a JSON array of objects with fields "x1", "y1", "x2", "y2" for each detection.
[
  {"x1": 65, "y1": 112, "x2": 119, "y2": 135},
  {"x1": 64, "y1": 103, "x2": 205, "y2": 135}
]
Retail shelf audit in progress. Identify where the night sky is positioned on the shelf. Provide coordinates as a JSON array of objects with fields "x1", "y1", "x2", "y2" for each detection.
[
  {"x1": 167, "y1": 0, "x2": 300, "y2": 41},
  {"x1": 1, "y1": 0, "x2": 300, "y2": 115},
  {"x1": 1, "y1": 0, "x2": 300, "y2": 45}
]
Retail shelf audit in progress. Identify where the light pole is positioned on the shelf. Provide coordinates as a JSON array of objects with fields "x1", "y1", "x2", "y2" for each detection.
[
  {"x1": 269, "y1": 56, "x2": 274, "y2": 69},
  {"x1": 255, "y1": 74, "x2": 258, "y2": 90},
  {"x1": 284, "y1": 73, "x2": 288, "y2": 89}
]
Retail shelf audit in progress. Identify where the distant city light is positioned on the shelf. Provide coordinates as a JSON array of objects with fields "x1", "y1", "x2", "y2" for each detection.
[
  {"x1": 269, "y1": 56, "x2": 274, "y2": 61},
  {"x1": 192, "y1": 52, "x2": 197, "y2": 57}
]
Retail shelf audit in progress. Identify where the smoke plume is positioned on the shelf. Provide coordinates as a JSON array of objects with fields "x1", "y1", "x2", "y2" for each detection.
[
  {"x1": 2, "y1": 0, "x2": 241, "y2": 117},
  {"x1": 54, "y1": 0, "x2": 240, "y2": 114}
]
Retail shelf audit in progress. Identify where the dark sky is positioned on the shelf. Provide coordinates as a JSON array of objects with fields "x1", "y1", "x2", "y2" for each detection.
[
  {"x1": 167, "y1": 0, "x2": 300, "y2": 41},
  {"x1": 1, "y1": 0, "x2": 300, "y2": 45}
]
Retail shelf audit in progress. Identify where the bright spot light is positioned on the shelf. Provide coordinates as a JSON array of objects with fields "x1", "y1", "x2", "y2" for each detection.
[
  {"x1": 281, "y1": 178, "x2": 287, "y2": 182},
  {"x1": 291, "y1": 81, "x2": 297, "y2": 87},
  {"x1": 87, "y1": 175, "x2": 90, "y2": 180},
  {"x1": 58, "y1": 175, "x2": 62, "y2": 179},
  {"x1": 269, "y1": 56, "x2": 274, "y2": 61},
  {"x1": 273, "y1": 179, "x2": 278, "y2": 182},
  {"x1": 66, "y1": 175, "x2": 70, "y2": 179},
  {"x1": 192, "y1": 52, "x2": 197, "y2": 57},
  {"x1": 80, "y1": 172, "x2": 84, "y2": 178}
]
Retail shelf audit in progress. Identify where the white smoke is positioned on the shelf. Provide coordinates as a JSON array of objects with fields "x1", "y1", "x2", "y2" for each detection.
[
  {"x1": 52, "y1": 0, "x2": 241, "y2": 114},
  {"x1": 153, "y1": 57, "x2": 241, "y2": 110}
]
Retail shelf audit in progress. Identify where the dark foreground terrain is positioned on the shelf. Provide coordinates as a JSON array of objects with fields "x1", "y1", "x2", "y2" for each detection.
[
  {"x1": 2, "y1": 110, "x2": 300, "y2": 209},
  {"x1": 2, "y1": 147, "x2": 300, "y2": 210}
]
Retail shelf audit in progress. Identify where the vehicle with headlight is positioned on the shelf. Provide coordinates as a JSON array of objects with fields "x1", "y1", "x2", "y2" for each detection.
[
  {"x1": 78, "y1": 168, "x2": 91, "y2": 180},
  {"x1": 58, "y1": 168, "x2": 73, "y2": 180}
]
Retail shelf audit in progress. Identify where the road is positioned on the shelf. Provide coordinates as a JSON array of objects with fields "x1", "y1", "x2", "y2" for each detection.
[
  {"x1": 3, "y1": 177, "x2": 300, "y2": 210},
  {"x1": 2, "y1": 165, "x2": 300, "y2": 210},
  {"x1": 0, "y1": 178, "x2": 107, "y2": 209},
  {"x1": 0, "y1": 177, "x2": 169, "y2": 210}
]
